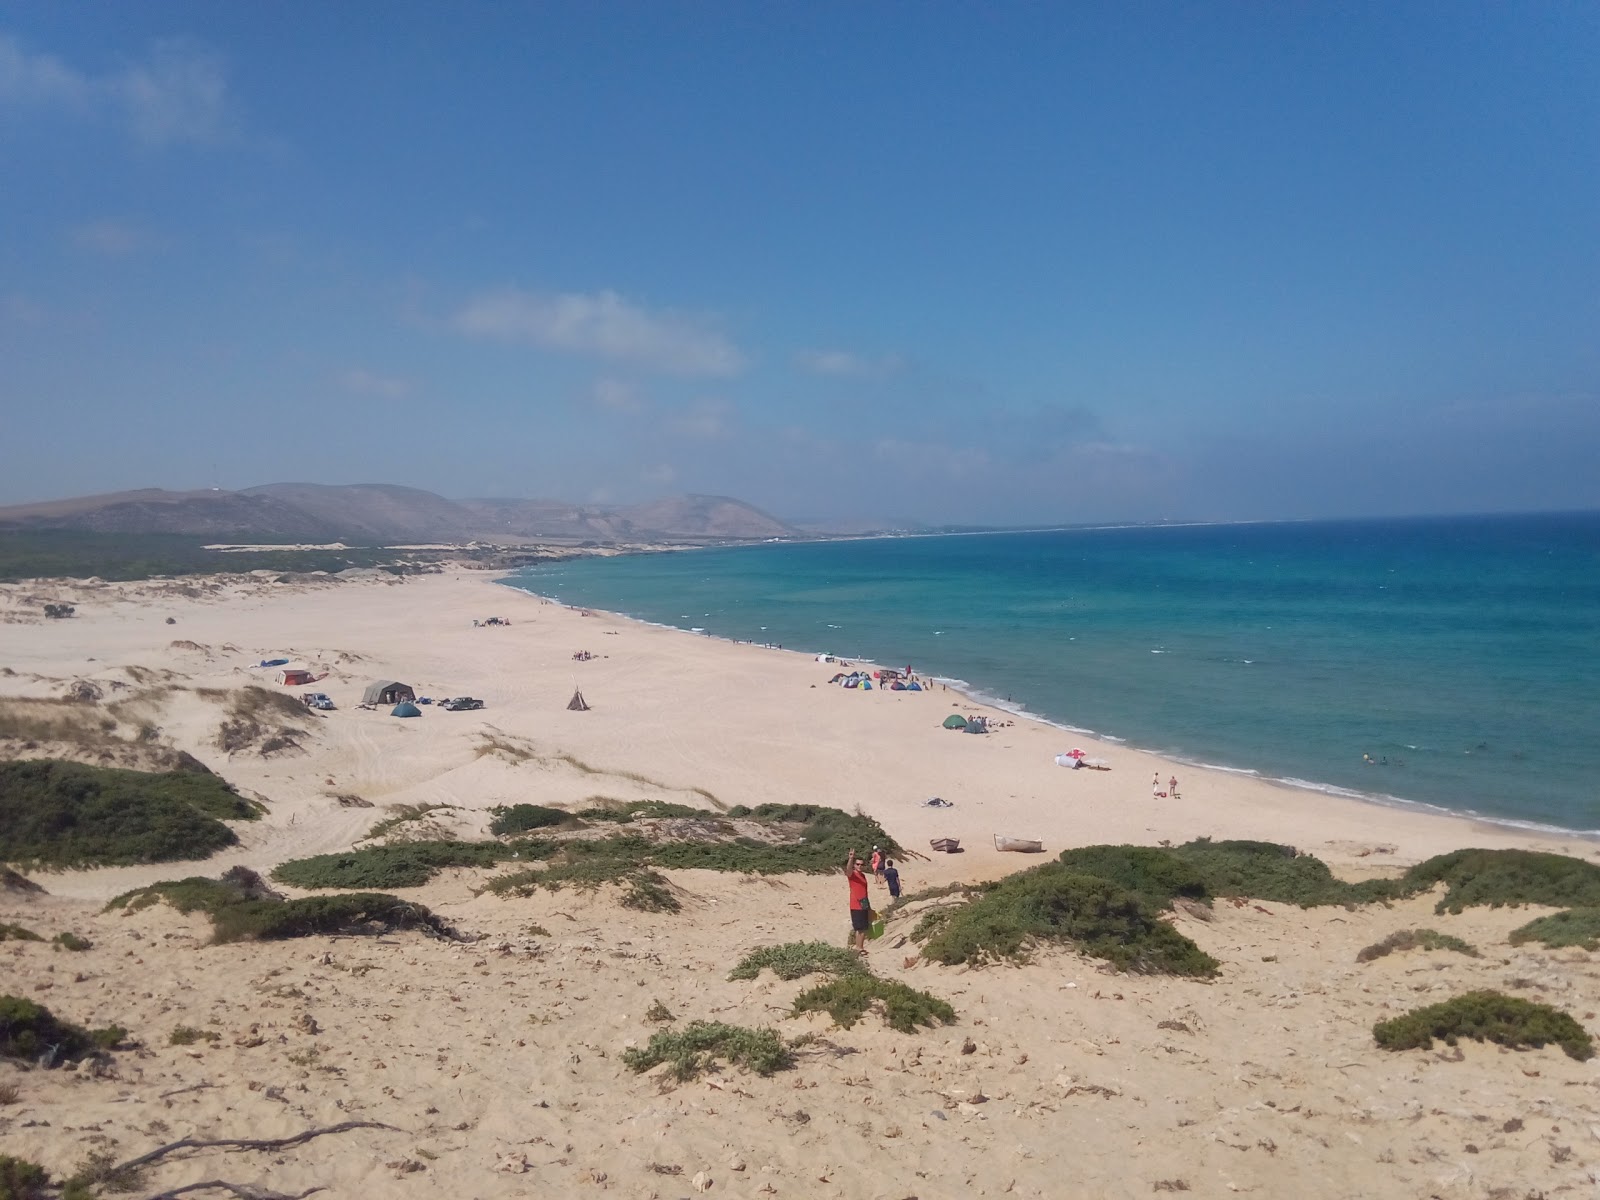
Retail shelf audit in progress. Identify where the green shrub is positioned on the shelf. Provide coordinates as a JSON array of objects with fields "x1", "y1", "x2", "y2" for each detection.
[
  {"x1": 1356, "y1": 928, "x2": 1479, "y2": 962},
  {"x1": 486, "y1": 859, "x2": 680, "y2": 913},
  {"x1": 1056, "y1": 845, "x2": 1212, "y2": 908},
  {"x1": 169, "y1": 1026, "x2": 220, "y2": 1046},
  {"x1": 488, "y1": 804, "x2": 572, "y2": 835},
  {"x1": 792, "y1": 975, "x2": 956, "y2": 1033},
  {"x1": 917, "y1": 864, "x2": 1219, "y2": 976},
  {"x1": 575, "y1": 800, "x2": 708, "y2": 823},
  {"x1": 1168, "y1": 838, "x2": 1396, "y2": 908},
  {"x1": 272, "y1": 840, "x2": 513, "y2": 889},
  {"x1": 1373, "y1": 990, "x2": 1594, "y2": 1061},
  {"x1": 728, "y1": 941, "x2": 868, "y2": 981},
  {"x1": 364, "y1": 802, "x2": 458, "y2": 840},
  {"x1": 0, "y1": 995, "x2": 119, "y2": 1066},
  {"x1": 1399, "y1": 849, "x2": 1600, "y2": 914},
  {"x1": 0, "y1": 759, "x2": 257, "y2": 868},
  {"x1": 108, "y1": 874, "x2": 459, "y2": 944},
  {"x1": 0, "y1": 1155, "x2": 49, "y2": 1200},
  {"x1": 0, "y1": 924, "x2": 42, "y2": 943},
  {"x1": 1508, "y1": 908, "x2": 1600, "y2": 951},
  {"x1": 51, "y1": 932, "x2": 92, "y2": 952},
  {"x1": 622, "y1": 1020, "x2": 793, "y2": 1080}
]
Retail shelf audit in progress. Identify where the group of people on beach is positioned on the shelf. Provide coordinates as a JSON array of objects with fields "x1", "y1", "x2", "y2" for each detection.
[
  {"x1": 843, "y1": 845, "x2": 900, "y2": 955},
  {"x1": 1153, "y1": 772, "x2": 1180, "y2": 799}
]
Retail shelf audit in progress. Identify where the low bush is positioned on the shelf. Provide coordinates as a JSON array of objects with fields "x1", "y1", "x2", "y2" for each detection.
[
  {"x1": 0, "y1": 924, "x2": 42, "y2": 943},
  {"x1": 576, "y1": 800, "x2": 708, "y2": 823},
  {"x1": 1167, "y1": 838, "x2": 1396, "y2": 908},
  {"x1": 728, "y1": 941, "x2": 868, "y2": 981},
  {"x1": 0, "y1": 759, "x2": 258, "y2": 868},
  {"x1": 622, "y1": 1020, "x2": 793, "y2": 1080},
  {"x1": 1356, "y1": 928, "x2": 1479, "y2": 962},
  {"x1": 917, "y1": 864, "x2": 1219, "y2": 976},
  {"x1": 108, "y1": 874, "x2": 459, "y2": 944},
  {"x1": 0, "y1": 1155, "x2": 49, "y2": 1200},
  {"x1": 52, "y1": 932, "x2": 91, "y2": 952},
  {"x1": 169, "y1": 1026, "x2": 220, "y2": 1046},
  {"x1": 1057, "y1": 845, "x2": 1212, "y2": 908},
  {"x1": 1508, "y1": 908, "x2": 1600, "y2": 952},
  {"x1": 1373, "y1": 990, "x2": 1594, "y2": 1061},
  {"x1": 1398, "y1": 849, "x2": 1600, "y2": 914},
  {"x1": 272, "y1": 840, "x2": 513, "y2": 889},
  {"x1": 792, "y1": 975, "x2": 956, "y2": 1033},
  {"x1": 488, "y1": 804, "x2": 572, "y2": 835},
  {"x1": 487, "y1": 859, "x2": 680, "y2": 913},
  {"x1": 0, "y1": 995, "x2": 122, "y2": 1066},
  {"x1": 1356, "y1": 928, "x2": 1478, "y2": 966}
]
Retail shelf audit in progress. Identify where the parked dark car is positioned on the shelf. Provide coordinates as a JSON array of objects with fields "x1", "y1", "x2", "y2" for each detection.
[{"x1": 441, "y1": 696, "x2": 484, "y2": 711}]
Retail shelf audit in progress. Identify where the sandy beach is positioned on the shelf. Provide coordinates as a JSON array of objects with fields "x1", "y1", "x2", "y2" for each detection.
[{"x1": 3, "y1": 568, "x2": 1597, "y2": 1199}]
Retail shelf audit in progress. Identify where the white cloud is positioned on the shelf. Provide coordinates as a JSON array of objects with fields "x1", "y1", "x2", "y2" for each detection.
[
  {"x1": 0, "y1": 33, "x2": 231, "y2": 146},
  {"x1": 669, "y1": 397, "x2": 734, "y2": 439},
  {"x1": 796, "y1": 348, "x2": 904, "y2": 378},
  {"x1": 0, "y1": 34, "x2": 91, "y2": 107},
  {"x1": 454, "y1": 287, "x2": 744, "y2": 377},
  {"x1": 116, "y1": 39, "x2": 230, "y2": 146},
  {"x1": 338, "y1": 369, "x2": 413, "y2": 399},
  {"x1": 70, "y1": 220, "x2": 159, "y2": 256},
  {"x1": 588, "y1": 377, "x2": 644, "y2": 414}
]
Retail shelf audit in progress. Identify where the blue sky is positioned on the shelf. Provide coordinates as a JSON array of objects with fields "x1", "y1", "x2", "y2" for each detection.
[{"x1": 2, "y1": 3, "x2": 1596, "y2": 524}]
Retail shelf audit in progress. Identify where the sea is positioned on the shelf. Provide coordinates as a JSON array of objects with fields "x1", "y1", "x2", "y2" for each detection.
[{"x1": 502, "y1": 512, "x2": 1600, "y2": 836}]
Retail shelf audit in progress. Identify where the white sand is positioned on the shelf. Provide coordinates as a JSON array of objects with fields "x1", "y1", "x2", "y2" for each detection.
[{"x1": 2, "y1": 569, "x2": 1597, "y2": 1199}]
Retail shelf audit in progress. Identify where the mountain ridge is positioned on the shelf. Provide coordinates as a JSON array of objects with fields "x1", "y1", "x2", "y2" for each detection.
[{"x1": 0, "y1": 484, "x2": 800, "y2": 545}]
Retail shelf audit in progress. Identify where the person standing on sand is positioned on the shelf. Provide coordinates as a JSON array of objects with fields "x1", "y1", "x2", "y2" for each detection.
[
  {"x1": 870, "y1": 845, "x2": 884, "y2": 879},
  {"x1": 883, "y1": 859, "x2": 901, "y2": 900},
  {"x1": 1169, "y1": 775, "x2": 1179, "y2": 800},
  {"x1": 845, "y1": 849, "x2": 872, "y2": 955},
  {"x1": 1153, "y1": 772, "x2": 1162, "y2": 798}
]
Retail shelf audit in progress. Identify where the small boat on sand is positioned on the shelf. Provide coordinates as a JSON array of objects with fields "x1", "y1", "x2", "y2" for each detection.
[
  {"x1": 993, "y1": 834, "x2": 1045, "y2": 853},
  {"x1": 930, "y1": 837, "x2": 962, "y2": 853}
]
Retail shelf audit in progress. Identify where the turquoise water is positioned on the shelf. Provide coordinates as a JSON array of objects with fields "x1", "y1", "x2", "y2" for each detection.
[{"x1": 504, "y1": 513, "x2": 1600, "y2": 834}]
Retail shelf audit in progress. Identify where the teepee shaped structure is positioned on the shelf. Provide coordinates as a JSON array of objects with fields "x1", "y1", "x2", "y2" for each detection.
[{"x1": 566, "y1": 688, "x2": 590, "y2": 711}]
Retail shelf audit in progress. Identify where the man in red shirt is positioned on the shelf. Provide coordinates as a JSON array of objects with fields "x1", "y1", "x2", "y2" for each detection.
[{"x1": 845, "y1": 848, "x2": 872, "y2": 955}]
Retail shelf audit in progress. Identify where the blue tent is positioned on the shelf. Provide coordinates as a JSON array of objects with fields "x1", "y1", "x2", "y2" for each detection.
[{"x1": 391, "y1": 701, "x2": 421, "y2": 718}]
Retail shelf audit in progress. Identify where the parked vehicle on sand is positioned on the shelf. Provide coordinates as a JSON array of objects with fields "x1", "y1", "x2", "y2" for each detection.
[
  {"x1": 441, "y1": 696, "x2": 484, "y2": 711},
  {"x1": 301, "y1": 692, "x2": 335, "y2": 710}
]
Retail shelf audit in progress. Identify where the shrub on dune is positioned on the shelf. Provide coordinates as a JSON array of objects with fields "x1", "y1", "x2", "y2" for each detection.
[
  {"x1": 1056, "y1": 845, "x2": 1212, "y2": 908},
  {"x1": 792, "y1": 975, "x2": 956, "y2": 1033},
  {"x1": 622, "y1": 1021, "x2": 793, "y2": 1080},
  {"x1": 1397, "y1": 849, "x2": 1600, "y2": 914},
  {"x1": 0, "y1": 759, "x2": 257, "y2": 869},
  {"x1": 915, "y1": 863, "x2": 1219, "y2": 976},
  {"x1": 1373, "y1": 990, "x2": 1594, "y2": 1061},
  {"x1": 107, "y1": 871, "x2": 459, "y2": 944},
  {"x1": 1508, "y1": 908, "x2": 1600, "y2": 951},
  {"x1": 271, "y1": 840, "x2": 513, "y2": 889}
]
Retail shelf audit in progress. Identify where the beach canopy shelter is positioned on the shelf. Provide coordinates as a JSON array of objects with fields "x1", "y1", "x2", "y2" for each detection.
[
  {"x1": 363, "y1": 680, "x2": 415, "y2": 705},
  {"x1": 278, "y1": 668, "x2": 313, "y2": 686},
  {"x1": 567, "y1": 688, "x2": 590, "y2": 711},
  {"x1": 943, "y1": 714, "x2": 968, "y2": 729},
  {"x1": 391, "y1": 701, "x2": 421, "y2": 718}
]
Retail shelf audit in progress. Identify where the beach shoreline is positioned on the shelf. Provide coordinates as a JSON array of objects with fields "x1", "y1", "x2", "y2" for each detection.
[{"x1": 3, "y1": 566, "x2": 1598, "y2": 1200}]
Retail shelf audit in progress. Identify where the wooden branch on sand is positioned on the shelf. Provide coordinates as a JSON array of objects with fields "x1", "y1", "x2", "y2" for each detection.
[
  {"x1": 144, "y1": 1183, "x2": 325, "y2": 1200},
  {"x1": 116, "y1": 1126, "x2": 396, "y2": 1177}
]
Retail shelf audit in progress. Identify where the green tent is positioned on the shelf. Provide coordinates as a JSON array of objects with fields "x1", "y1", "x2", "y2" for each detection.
[
  {"x1": 942, "y1": 714, "x2": 968, "y2": 730},
  {"x1": 391, "y1": 701, "x2": 421, "y2": 718}
]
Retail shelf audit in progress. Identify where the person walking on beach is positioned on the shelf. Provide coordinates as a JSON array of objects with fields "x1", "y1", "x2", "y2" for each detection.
[
  {"x1": 1169, "y1": 775, "x2": 1180, "y2": 800},
  {"x1": 870, "y1": 845, "x2": 884, "y2": 879},
  {"x1": 883, "y1": 859, "x2": 901, "y2": 900},
  {"x1": 845, "y1": 849, "x2": 872, "y2": 955},
  {"x1": 1153, "y1": 772, "x2": 1162, "y2": 799}
]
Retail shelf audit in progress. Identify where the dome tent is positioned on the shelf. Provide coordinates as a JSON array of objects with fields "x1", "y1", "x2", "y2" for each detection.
[
  {"x1": 942, "y1": 714, "x2": 968, "y2": 730},
  {"x1": 391, "y1": 701, "x2": 421, "y2": 718}
]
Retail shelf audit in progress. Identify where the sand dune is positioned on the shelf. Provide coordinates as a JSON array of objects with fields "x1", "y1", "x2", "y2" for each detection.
[{"x1": 2, "y1": 569, "x2": 1597, "y2": 1199}]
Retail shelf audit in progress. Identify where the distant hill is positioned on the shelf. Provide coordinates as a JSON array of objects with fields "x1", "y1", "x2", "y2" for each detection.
[{"x1": 0, "y1": 484, "x2": 801, "y2": 546}]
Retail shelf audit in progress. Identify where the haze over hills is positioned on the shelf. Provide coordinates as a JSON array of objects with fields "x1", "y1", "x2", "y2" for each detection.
[{"x1": 0, "y1": 484, "x2": 802, "y2": 546}]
